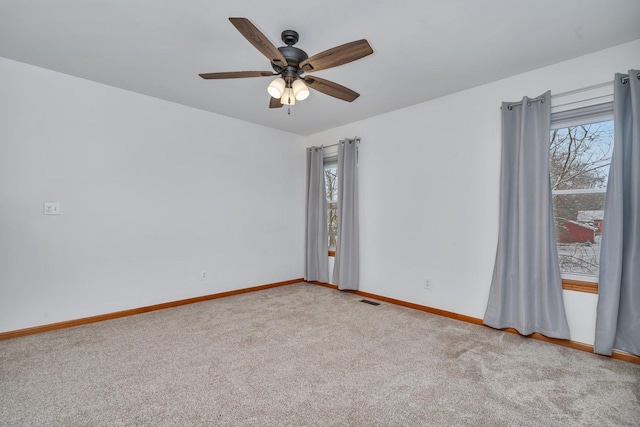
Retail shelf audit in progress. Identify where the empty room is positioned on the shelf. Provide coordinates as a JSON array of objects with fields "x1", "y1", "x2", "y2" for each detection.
[{"x1": 1, "y1": 1, "x2": 640, "y2": 425}]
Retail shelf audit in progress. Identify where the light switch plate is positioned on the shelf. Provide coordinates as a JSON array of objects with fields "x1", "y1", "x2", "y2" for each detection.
[{"x1": 44, "y1": 202, "x2": 60, "y2": 215}]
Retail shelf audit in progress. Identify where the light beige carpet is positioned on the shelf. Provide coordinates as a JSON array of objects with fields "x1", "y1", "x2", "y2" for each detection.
[{"x1": 1, "y1": 282, "x2": 639, "y2": 426}]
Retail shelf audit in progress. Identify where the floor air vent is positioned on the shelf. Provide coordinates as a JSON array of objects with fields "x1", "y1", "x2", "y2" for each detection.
[{"x1": 359, "y1": 299, "x2": 380, "y2": 306}]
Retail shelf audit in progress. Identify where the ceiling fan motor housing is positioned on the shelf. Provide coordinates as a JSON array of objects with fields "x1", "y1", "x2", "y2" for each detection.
[
  {"x1": 281, "y1": 30, "x2": 299, "y2": 45},
  {"x1": 272, "y1": 30, "x2": 308, "y2": 75}
]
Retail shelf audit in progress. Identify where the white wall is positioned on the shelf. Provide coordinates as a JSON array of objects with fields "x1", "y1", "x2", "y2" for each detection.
[
  {"x1": 0, "y1": 57, "x2": 306, "y2": 333},
  {"x1": 3, "y1": 39, "x2": 639, "y2": 343},
  {"x1": 308, "y1": 39, "x2": 640, "y2": 345}
]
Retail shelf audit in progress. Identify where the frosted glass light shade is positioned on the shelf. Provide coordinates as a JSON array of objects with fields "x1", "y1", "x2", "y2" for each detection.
[
  {"x1": 267, "y1": 78, "x2": 285, "y2": 98},
  {"x1": 280, "y1": 88, "x2": 296, "y2": 105},
  {"x1": 292, "y1": 79, "x2": 310, "y2": 101}
]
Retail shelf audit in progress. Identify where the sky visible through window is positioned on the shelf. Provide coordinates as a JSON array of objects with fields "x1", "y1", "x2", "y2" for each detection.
[
  {"x1": 550, "y1": 119, "x2": 613, "y2": 278},
  {"x1": 324, "y1": 166, "x2": 338, "y2": 249}
]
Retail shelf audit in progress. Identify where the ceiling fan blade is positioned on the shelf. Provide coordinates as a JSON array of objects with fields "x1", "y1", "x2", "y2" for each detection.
[
  {"x1": 199, "y1": 71, "x2": 276, "y2": 79},
  {"x1": 303, "y1": 76, "x2": 360, "y2": 102},
  {"x1": 269, "y1": 97, "x2": 284, "y2": 108},
  {"x1": 299, "y1": 39, "x2": 373, "y2": 73},
  {"x1": 229, "y1": 18, "x2": 288, "y2": 68}
]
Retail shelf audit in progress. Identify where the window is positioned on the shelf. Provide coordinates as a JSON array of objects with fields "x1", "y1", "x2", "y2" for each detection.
[
  {"x1": 550, "y1": 117, "x2": 613, "y2": 281},
  {"x1": 324, "y1": 164, "x2": 338, "y2": 251}
]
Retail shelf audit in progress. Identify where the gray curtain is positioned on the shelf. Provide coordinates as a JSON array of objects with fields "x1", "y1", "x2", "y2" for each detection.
[
  {"x1": 595, "y1": 70, "x2": 640, "y2": 356},
  {"x1": 304, "y1": 146, "x2": 329, "y2": 282},
  {"x1": 484, "y1": 91, "x2": 570, "y2": 339},
  {"x1": 333, "y1": 138, "x2": 359, "y2": 290}
]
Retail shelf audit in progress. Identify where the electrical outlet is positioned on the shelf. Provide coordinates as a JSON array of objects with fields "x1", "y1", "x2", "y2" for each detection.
[
  {"x1": 201, "y1": 271, "x2": 207, "y2": 280},
  {"x1": 424, "y1": 279, "x2": 431, "y2": 290}
]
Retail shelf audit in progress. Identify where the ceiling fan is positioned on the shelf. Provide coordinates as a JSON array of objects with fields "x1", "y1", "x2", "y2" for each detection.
[{"x1": 199, "y1": 18, "x2": 373, "y2": 110}]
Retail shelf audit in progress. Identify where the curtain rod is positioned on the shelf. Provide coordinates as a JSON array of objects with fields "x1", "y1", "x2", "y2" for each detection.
[
  {"x1": 504, "y1": 72, "x2": 638, "y2": 111},
  {"x1": 317, "y1": 137, "x2": 360, "y2": 149},
  {"x1": 621, "y1": 71, "x2": 640, "y2": 83},
  {"x1": 540, "y1": 72, "x2": 637, "y2": 99},
  {"x1": 504, "y1": 95, "x2": 545, "y2": 110}
]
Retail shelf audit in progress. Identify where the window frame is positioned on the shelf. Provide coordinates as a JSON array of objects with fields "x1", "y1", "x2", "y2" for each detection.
[
  {"x1": 550, "y1": 102, "x2": 614, "y2": 293},
  {"x1": 323, "y1": 153, "x2": 338, "y2": 257}
]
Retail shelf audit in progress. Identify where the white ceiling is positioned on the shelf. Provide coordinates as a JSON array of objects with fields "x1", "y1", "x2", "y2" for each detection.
[{"x1": 1, "y1": 1, "x2": 639, "y2": 136}]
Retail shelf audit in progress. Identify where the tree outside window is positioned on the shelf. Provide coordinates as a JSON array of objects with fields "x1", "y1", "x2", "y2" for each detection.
[
  {"x1": 324, "y1": 165, "x2": 338, "y2": 249},
  {"x1": 550, "y1": 120, "x2": 613, "y2": 278}
]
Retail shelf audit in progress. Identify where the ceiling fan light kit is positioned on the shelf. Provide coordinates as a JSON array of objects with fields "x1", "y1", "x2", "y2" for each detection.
[
  {"x1": 291, "y1": 79, "x2": 310, "y2": 101},
  {"x1": 199, "y1": 17, "x2": 373, "y2": 112},
  {"x1": 267, "y1": 77, "x2": 286, "y2": 98},
  {"x1": 281, "y1": 87, "x2": 295, "y2": 105}
]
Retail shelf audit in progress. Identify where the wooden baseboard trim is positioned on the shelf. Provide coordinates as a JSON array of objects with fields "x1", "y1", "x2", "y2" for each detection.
[
  {"x1": 498, "y1": 329, "x2": 639, "y2": 365},
  {"x1": 306, "y1": 281, "x2": 640, "y2": 365},
  {"x1": 0, "y1": 278, "x2": 304, "y2": 341},
  {"x1": 307, "y1": 281, "x2": 482, "y2": 325}
]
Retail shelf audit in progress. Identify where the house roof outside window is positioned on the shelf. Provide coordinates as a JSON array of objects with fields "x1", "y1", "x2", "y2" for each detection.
[{"x1": 577, "y1": 210, "x2": 604, "y2": 222}]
